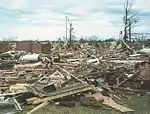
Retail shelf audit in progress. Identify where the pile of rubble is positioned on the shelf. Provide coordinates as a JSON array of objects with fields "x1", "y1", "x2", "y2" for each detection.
[{"x1": 0, "y1": 42, "x2": 149, "y2": 113}]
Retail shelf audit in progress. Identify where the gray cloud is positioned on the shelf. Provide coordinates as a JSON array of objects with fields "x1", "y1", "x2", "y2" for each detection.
[
  {"x1": 0, "y1": 6, "x2": 36, "y2": 18},
  {"x1": 52, "y1": 10, "x2": 82, "y2": 18}
]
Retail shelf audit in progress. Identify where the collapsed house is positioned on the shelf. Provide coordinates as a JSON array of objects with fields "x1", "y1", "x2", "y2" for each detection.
[{"x1": 0, "y1": 40, "x2": 149, "y2": 114}]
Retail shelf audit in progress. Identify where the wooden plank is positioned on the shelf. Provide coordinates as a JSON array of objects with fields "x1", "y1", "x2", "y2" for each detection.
[
  {"x1": 25, "y1": 69, "x2": 51, "y2": 71},
  {"x1": 102, "y1": 96, "x2": 134, "y2": 112},
  {"x1": 29, "y1": 84, "x2": 94, "y2": 105},
  {"x1": 27, "y1": 101, "x2": 49, "y2": 114},
  {"x1": 26, "y1": 97, "x2": 39, "y2": 105},
  {"x1": 0, "y1": 92, "x2": 24, "y2": 97}
]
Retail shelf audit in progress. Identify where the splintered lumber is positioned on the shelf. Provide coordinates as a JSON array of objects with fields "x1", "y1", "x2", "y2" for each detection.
[
  {"x1": 27, "y1": 101, "x2": 49, "y2": 114},
  {"x1": 116, "y1": 74, "x2": 134, "y2": 87},
  {"x1": 55, "y1": 65, "x2": 84, "y2": 83},
  {"x1": 13, "y1": 98, "x2": 23, "y2": 111},
  {"x1": 110, "y1": 86, "x2": 145, "y2": 93},
  {"x1": 102, "y1": 96, "x2": 134, "y2": 112},
  {"x1": 28, "y1": 84, "x2": 95, "y2": 105},
  {"x1": 53, "y1": 63, "x2": 75, "y2": 67},
  {"x1": 25, "y1": 69, "x2": 51, "y2": 72},
  {"x1": 27, "y1": 97, "x2": 38, "y2": 105},
  {"x1": 0, "y1": 70, "x2": 12, "y2": 72},
  {"x1": 0, "y1": 92, "x2": 24, "y2": 97}
]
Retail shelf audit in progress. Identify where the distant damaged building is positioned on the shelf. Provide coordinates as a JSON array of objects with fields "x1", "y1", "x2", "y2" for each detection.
[
  {"x1": 0, "y1": 41, "x2": 52, "y2": 54},
  {"x1": 16, "y1": 41, "x2": 51, "y2": 54}
]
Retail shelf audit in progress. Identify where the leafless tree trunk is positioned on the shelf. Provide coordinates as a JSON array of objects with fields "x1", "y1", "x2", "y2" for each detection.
[{"x1": 123, "y1": 0, "x2": 139, "y2": 49}]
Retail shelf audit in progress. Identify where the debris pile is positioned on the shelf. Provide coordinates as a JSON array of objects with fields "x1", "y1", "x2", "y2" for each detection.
[{"x1": 0, "y1": 42, "x2": 149, "y2": 113}]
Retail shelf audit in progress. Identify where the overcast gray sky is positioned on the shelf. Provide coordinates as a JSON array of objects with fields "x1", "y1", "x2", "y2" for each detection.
[{"x1": 0, "y1": 0, "x2": 149, "y2": 40}]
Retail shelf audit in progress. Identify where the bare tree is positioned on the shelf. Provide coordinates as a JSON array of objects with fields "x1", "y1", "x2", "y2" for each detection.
[
  {"x1": 68, "y1": 23, "x2": 74, "y2": 48},
  {"x1": 123, "y1": 0, "x2": 139, "y2": 45}
]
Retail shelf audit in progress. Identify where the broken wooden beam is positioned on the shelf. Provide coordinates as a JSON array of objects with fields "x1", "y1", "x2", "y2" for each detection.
[
  {"x1": 27, "y1": 101, "x2": 49, "y2": 114},
  {"x1": 27, "y1": 84, "x2": 95, "y2": 105},
  {"x1": 55, "y1": 65, "x2": 84, "y2": 83}
]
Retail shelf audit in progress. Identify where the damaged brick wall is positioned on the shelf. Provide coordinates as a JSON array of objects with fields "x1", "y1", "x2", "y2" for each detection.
[
  {"x1": 16, "y1": 41, "x2": 51, "y2": 54},
  {"x1": 0, "y1": 41, "x2": 51, "y2": 54}
]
